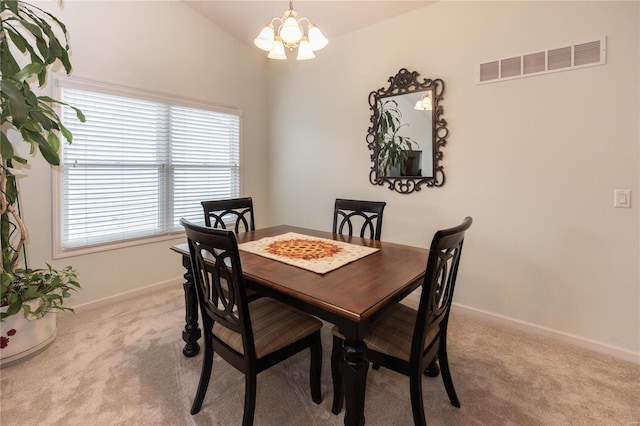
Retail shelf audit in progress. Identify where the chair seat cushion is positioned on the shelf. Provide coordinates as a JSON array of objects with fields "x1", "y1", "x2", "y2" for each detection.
[
  {"x1": 214, "y1": 297, "x2": 322, "y2": 358},
  {"x1": 333, "y1": 303, "x2": 438, "y2": 362}
]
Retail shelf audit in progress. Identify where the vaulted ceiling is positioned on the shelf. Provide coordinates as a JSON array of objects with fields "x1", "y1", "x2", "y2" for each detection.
[{"x1": 183, "y1": 1, "x2": 434, "y2": 49}]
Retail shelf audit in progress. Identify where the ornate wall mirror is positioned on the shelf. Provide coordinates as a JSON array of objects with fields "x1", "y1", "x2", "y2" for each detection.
[{"x1": 367, "y1": 68, "x2": 447, "y2": 193}]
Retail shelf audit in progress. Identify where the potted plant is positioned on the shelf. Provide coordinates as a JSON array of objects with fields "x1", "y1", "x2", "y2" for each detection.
[
  {"x1": 0, "y1": 0, "x2": 84, "y2": 366},
  {"x1": 376, "y1": 98, "x2": 418, "y2": 176}
]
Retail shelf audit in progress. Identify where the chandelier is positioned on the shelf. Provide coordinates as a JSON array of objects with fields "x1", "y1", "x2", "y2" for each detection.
[
  {"x1": 414, "y1": 93, "x2": 433, "y2": 111},
  {"x1": 254, "y1": 0, "x2": 328, "y2": 60}
]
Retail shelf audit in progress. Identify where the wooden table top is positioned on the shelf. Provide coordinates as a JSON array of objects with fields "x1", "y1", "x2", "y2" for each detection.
[{"x1": 171, "y1": 225, "x2": 429, "y2": 324}]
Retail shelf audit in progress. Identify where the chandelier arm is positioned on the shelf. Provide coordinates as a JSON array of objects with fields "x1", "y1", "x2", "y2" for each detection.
[{"x1": 297, "y1": 17, "x2": 310, "y2": 28}]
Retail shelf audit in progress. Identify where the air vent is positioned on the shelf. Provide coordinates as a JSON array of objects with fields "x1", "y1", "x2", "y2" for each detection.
[
  {"x1": 548, "y1": 46, "x2": 572, "y2": 70},
  {"x1": 477, "y1": 37, "x2": 606, "y2": 84},
  {"x1": 523, "y1": 52, "x2": 545, "y2": 75}
]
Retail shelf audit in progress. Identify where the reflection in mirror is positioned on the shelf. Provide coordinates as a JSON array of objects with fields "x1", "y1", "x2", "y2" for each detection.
[
  {"x1": 377, "y1": 91, "x2": 433, "y2": 177},
  {"x1": 368, "y1": 68, "x2": 447, "y2": 193}
]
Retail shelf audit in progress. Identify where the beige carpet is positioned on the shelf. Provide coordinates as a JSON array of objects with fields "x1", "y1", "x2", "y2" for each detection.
[{"x1": 1, "y1": 284, "x2": 638, "y2": 425}]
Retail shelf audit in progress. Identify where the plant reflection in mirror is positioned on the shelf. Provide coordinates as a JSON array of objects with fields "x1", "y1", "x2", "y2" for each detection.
[{"x1": 376, "y1": 99, "x2": 418, "y2": 176}]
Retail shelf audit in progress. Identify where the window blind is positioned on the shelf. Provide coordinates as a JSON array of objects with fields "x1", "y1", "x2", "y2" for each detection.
[{"x1": 59, "y1": 84, "x2": 240, "y2": 251}]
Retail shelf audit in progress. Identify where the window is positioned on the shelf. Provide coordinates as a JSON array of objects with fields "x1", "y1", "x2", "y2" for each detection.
[{"x1": 55, "y1": 78, "x2": 241, "y2": 255}]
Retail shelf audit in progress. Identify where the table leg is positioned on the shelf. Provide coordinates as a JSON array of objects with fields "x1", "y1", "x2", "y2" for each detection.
[
  {"x1": 181, "y1": 266, "x2": 201, "y2": 357},
  {"x1": 341, "y1": 339, "x2": 368, "y2": 426}
]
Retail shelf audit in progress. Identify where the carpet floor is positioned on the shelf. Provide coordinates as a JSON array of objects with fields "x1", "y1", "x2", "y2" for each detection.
[{"x1": 1, "y1": 284, "x2": 638, "y2": 425}]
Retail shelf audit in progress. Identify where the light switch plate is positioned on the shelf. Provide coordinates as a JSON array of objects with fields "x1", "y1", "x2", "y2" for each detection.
[{"x1": 614, "y1": 189, "x2": 631, "y2": 208}]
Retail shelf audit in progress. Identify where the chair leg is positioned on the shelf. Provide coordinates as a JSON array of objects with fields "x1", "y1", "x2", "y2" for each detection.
[
  {"x1": 310, "y1": 331, "x2": 323, "y2": 404},
  {"x1": 330, "y1": 335, "x2": 344, "y2": 414},
  {"x1": 243, "y1": 371, "x2": 257, "y2": 426},
  {"x1": 438, "y1": 343, "x2": 460, "y2": 408},
  {"x1": 190, "y1": 337, "x2": 214, "y2": 415},
  {"x1": 409, "y1": 369, "x2": 427, "y2": 426},
  {"x1": 423, "y1": 358, "x2": 440, "y2": 377}
]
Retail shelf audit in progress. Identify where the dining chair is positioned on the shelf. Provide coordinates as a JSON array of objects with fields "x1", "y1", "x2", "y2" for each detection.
[
  {"x1": 330, "y1": 217, "x2": 473, "y2": 426},
  {"x1": 181, "y1": 219, "x2": 323, "y2": 426},
  {"x1": 202, "y1": 197, "x2": 261, "y2": 301},
  {"x1": 202, "y1": 197, "x2": 255, "y2": 233},
  {"x1": 332, "y1": 198, "x2": 387, "y2": 241}
]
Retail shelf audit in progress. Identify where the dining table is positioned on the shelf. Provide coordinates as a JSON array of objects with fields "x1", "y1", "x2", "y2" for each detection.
[{"x1": 170, "y1": 224, "x2": 429, "y2": 426}]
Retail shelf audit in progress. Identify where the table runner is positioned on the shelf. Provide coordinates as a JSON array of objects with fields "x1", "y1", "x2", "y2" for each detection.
[{"x1": 238, "y1": 232, "x2": 379, "y2": 274}]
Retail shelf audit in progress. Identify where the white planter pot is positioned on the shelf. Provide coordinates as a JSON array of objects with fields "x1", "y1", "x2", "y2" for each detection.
[{"x1": 0, "y1": 301, "x2": 57, "y2": 368}]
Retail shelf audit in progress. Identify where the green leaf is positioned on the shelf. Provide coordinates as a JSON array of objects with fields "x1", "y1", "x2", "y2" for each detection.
[
  {"x1": 0, "y1": 131, "x2": 15, "y2": 159},
  {"x1": 6, "y1": 27, "x2": 28, "y2": 53},
  {"x1": 23, "y1": 285, "x2": 38, "y2": 300},
  {"x1": 46, "y1": 28, "x2": 63, "y2": 60},
  {"x1": 59, "y1": 47, "x2": 72, "y2": 74},
  {"x1": 38, "y1": 144, "x2": 60, "y2": 165},
  {"x1": 24, "y1": 87, "x2": 38, "y2": 107},
  {"x1": 30, "y1": 109, "x2": 54, "y2": 131},
  {"x1": 4, "y1": 24, "x2": 47, "y2": 83},
  {"x1": 0, "y1": 40, "x2": 21, "y2": 76},
  {"x1": 0, "y1": 80, "x2": 29, "y2": 128},
  {"x1": 35, "y1": 38, "x2": 48, "y2": 63},
  {"x1": 37, "y1": 69, "x2": 47, "y2": 87},
  {"x1": 11, "y1": 155, "x2": 27, "y2": 164},
  {"x1": 47, "y1": 132, "x2": 60, "y2": 152},
  {"x1": 22, "y1": 303, "x2": 32, "y2": 317},
  {"x1": 18, "y1": 19, "x2": 44, "y2": 40},
  {"x1": 5, "y1": 299, "x2": 22, "y2": 316},
  {"x1": 75, "y1": 107, "x2": 85, "y2": 122},
  {"x1": 17, "y1": 31, "x2": 45, "y2": 65},
  {"x1": 22, "y1": 118, "x2": 42, "y2": 133},
  {"x1": 38, "y1": 96, "x2": 85, "y2": 122},
  {"x1": 4, "y1": 0, "x2": 19, "y2": 14},
  {"x1": 20, "y1": 126, "x2": 57, "y2": 161},
  {"x1": 12, "y1": 63, "x2": 45, "y2": 83},
  {"x1": 27, "y1": 2, "x2": 68, "y2": 36},
  {"x1": 59, "y1": 122, "x2": 72, "y2": 143},
  {"x1": 23, "y1": 7, "x2": 52, "y2": 35},
  {"x1": 37, "y1": 96, "x2": 55, "y2": 103},
  {"x1": 36, "y1": 137, "x2": 60, "y2": 165}
]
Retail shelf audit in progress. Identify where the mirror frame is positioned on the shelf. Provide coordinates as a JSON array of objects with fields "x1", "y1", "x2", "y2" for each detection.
[{"x1": 367, "y1": 68, "x2": 447, "y2": 193}]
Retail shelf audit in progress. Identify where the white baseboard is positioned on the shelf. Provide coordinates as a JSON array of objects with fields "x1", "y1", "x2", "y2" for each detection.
[
  {"x1": 70, "y1": 276, "x2": 183, "y2": 314},
  {"x1": 64, "y1": 280, "x2": 640, "y2": 365},
  {"x1": 452, "y1": 302, "x2": 640, "y2": 365}
]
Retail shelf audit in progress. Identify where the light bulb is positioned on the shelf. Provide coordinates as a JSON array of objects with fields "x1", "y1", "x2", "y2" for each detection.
[
  {"x1": 414, "y1": 95, "x2": 432, "y2": 111},
  {"x1": 267, "y1": 38, "x2": 287, "y2": 60},
  {"x1": 296, "y1": 39, "x2": 315, "y2": 60},
  {"x1": 280, "y1": 16, "x2": 303, "y2": 44},
  {"x1": 307, "y1": 25, "x2": 328, "y2": 51},
  {"x1": 254, "y1": 25, "x2": 275, "y2": 51}
]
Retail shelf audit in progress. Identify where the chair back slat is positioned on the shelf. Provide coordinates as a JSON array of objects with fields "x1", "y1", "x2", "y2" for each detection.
[
  {"x1": 332, "y1": 198, "x2": 387, "y2": 241},
  {"x1": 202, "y1": 197, "x2": 255, "y2": 233},
  {"x1": 412, "y1": 217, "x2": 472, "y2": 361},
  {"x1": 181, "y1": 219, "x2": 255, "y2": 353}
]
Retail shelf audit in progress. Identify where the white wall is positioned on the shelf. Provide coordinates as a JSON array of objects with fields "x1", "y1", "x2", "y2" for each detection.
[
  {"x1": 267, "y1": 1, "x2": 640, "y2": 355},
  {"x1": 17, "y1": 1, "x2": 269, "y2": 305},
  {"x1": 13, "y1": 1, "x2": 638, "y2": 358}
]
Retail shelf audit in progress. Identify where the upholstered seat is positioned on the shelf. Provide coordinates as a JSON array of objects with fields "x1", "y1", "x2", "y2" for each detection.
[
  {"x1": 332, "y1": 304, "x2": 438, "y2": 362},
  {"x1": 215, "y1": 297, "x2": 322, "y2": 358}
]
